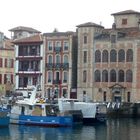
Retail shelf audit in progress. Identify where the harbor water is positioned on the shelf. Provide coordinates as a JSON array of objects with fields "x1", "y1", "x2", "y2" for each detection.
[{"x1": 0, "y1": 118, "x2": 140, "y2": 140}]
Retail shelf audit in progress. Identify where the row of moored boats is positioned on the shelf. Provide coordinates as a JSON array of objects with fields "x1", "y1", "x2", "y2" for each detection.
[{"x1": 0, "y1": 85, "x2": 107, "y2": 127}]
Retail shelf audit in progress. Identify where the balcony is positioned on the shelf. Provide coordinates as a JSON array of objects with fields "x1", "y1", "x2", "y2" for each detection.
[
  {"x1": 61, "y1": 63, "x2": 69, "y2": 70},
  {"x1": 54, "y1": 47, "x2": 62, "y2": 53},
  {"x1": 18, "y1": 67, "x2": 40, "y2": 72},
  {"x1": 46, "y1": 63, "x2": 53, "y2": 69},
  {"x1": 54, "y1": 63, "x2": 61, "y2": 69},
  {"x1": 46, "y1": 63, "x2": 69, "y2": 70},
  {"x1": 53, "y1": 80, "x2": 61, "y2": 84}
]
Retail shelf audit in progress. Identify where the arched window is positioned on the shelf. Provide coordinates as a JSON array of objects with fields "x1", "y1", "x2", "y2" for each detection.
[
  {"x1": 126, "y1": 70, "x2": 133, "y2": 82},
  {"x1": 48, "y1": 71, "x2": 52, "y2": 82},
  {"x1": 95, "y1": 50, "x2": 101, "y2": 62},
  {"x1": 48, "y1": 55, "x2": 53, "y2": 63},
  {"x1": 110, "y1": 50, "x2": 117, "y2": 62},
  {"x1": 126, "y1": 49, "x2": 133, "y2": 62},
  {"x1": 83, "y1": 70, "x2": 87, "y2": 82},
  {"x1": 118, "y1": 49, "x2": 125, "y2": 62},
  {"x1": 118, "y1": 70, "x2": 124, "y2": 82},
  {"x1": 102, "y1": 70, "x2": 108, "y2": 82},
  {"x1": 56, "y1": 55, "x2": 60, "y2": 63},
  {"x1": 94, "y1": 70, "x2": 101, "y2": 82},
  {"x1": 63, "y1": 71, "x2": 68, "y2": 83},
  {"x1": 102, "y1": 50, "x2": 108, "y2": 62},
  {"x1": 110, "y1": 69, "x2": 116, "y2": 82},
  {"x1": 64, "y1": 55, "x2": 68, "y2": 63}
]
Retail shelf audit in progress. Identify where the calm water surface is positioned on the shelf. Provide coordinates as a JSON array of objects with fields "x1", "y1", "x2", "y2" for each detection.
[{"x1": 0, "y1": 118, "x2": 140, "y2": 140}]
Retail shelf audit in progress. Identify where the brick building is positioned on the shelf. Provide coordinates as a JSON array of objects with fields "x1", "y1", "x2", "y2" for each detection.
[
  {"x1": 43, "y1": 30, "x2": 77, "y2": 99},
  {"x1": 77, "y1": 10, "x2": 140, "y2": 103}
]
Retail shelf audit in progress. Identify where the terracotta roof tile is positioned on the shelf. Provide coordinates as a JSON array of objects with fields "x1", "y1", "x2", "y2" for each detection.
[
  {"x1": 43, "y1": 31, "x2": 75, "y2": 37},
  {"x1": 13, "y1": 34, "x2": 43, "y2": 44},
  {"x1": 111, "y1": 10, "x2": 140, "y2": 15},
  {"x1": 76, "y1": 22, "x2": 104, "y2": 28},
  {"x1": 9, "y1": 26, "x2": 41, "y2": 33}
]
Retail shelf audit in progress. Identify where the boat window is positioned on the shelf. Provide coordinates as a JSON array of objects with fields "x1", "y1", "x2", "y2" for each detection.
[
  {"x1": 21, "y1": 106, "x2": 25, "y2": 115},
  {"x1": 29, "y1": 105, "x2": 33, "y2": 110}
]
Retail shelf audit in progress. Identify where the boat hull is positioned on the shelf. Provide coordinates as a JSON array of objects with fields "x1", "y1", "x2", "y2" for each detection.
[
  {"x1": 10, "y1": 115, "x2": 74, "y2": 127},
  {"x1": 0, "y1": 117, "x2": 10, "y2": 127}
]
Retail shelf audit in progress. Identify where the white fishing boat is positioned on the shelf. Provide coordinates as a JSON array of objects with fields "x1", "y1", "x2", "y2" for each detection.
[
  {"x1": 10, "y1": 85, "x2": 83, "y2": 127},
  {"x1": 58, "y1": 98, "x2": 107, "y2": 124}
]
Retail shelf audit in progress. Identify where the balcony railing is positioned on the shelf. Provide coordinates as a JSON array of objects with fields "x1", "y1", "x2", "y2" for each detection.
[
  {"x1": 53, "y1": 80, "x2": 61, "y2": 84},
  {"x1": 61, "y1": 63, "x2": 69, "y2": 69},
  {"x1": 46, "y1": 63, "x2": 69, "y2": 70},
  {"x1": 18, "y1": 68, "x2": 40, "y2": 71},
  {"x1": 18, "y1": 52, "x2": 40, "y2": 56},
  {"x1": 54, "y1": 47, "x2": 62, "y2": 53},
  {"x1": 46, "y1": 63, "x2": 53, "y2": 69}
]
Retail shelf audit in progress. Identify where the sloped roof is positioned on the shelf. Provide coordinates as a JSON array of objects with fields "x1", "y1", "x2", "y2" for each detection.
[
  {"x1": 9, "y1": 26, "x2": 41, "y2": 33},
  {"x1": 13, "y1": 34, "x2": 43, "y2": 44},
  {"x1": 111, "y1": 10, "x2": 140, "y2": 16},
  {"x1": 95, "y1": 27, "x2": 140, "y2": 41},
  {"x1": 76, "y1": 22, "x2": 104, "y2": 28},
  {"x1": 43, "y1": 31, "x2": 75, "y2": 37}
]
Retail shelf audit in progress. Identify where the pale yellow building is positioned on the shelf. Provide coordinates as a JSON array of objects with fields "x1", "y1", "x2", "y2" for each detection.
[
  {"x1": 77, "y1": 10, "x2": 140, "y2": 103},
  {"x1": 0, "y1": 32, "x2": 15, "y2": 96}
]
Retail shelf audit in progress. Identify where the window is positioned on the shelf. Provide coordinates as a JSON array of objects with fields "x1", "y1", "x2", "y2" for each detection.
[
  {"x1": 83, "y1": 51, "x2": 87, "y2": 63},
  {"x1": 63, "y1": 89, "x2": 67, "y2": 98},
  {"x1": 126, "y1": 70, "x2": 133, "y2": 82},
  {"x1": 102, "y1": 50, "x2": 108, "y2": 62},
  {"x1": 48, "y1": 41, "x2": 53, "y2": 51},
  {"x1": 56, "y1": 55, "x2": 60, "y2": 63},
  {"x1": 110, "y1": 69, "x2": 116, "y2": 82},
  {"x1": 48, "y1": 55, "x2": 53, "y2": 63},
  {"x1": 83, "y1": 70, "x2": 87, "y2": 82},
  {"x1": 118, "y1": 49, "x2": 125, "y2": 62},
  {"x1": 94, "y1": 70, "x2": 101, "y2": 82},
  {"x1": 102, "y1": 70, "x2": 108, "y2": 82},
  {"x1": 7, "y1": 58, "x2": 13, "y2": 68},
  {"x1": 95, "y1": 50, "x2": 101, "y2": 62},
  {"x1": 122, "y1": 19, "x2": 127, "y2": 25},
  {"x1": 0, "y1": 58, "x2": 2, "y2": 67},
  {"x1": 84, "y1": 35, "x2": 87, "y2": 44},
  {"x1": 56, "y1": 41, "x2": 61, "y2": 47},
  {"x1": 127, "y1": 92, "x2": 130, "y2": 102},
  {"x1": 103, "y1": 91, "x2": 106, "y2": 102},
  {"x1": 111, "y1": 35, "x2": 116, "y2": 43},
  {"x1": 118, "y1": 70, "x2": 124, "y2": 82},
  {"x1": 126, "y1": 49, "x2": 133, "y2": 62},
  {"x1": 64, "y1": 55, "x2": 68, "y2": 63},
  {"x1": 63, "y1": 41, "x2": 69, "y2": 51},
  {"x1": 63, "y1": 71, "x2": 68, "y2": 83},
  {"x1": 4, "y1": 74, "x2": 12, "y2": 84},
  {"x1": 110, "y1": 50, "x2": 117, "y2": 62},
  {"x1": 48, "y1": 71, "x2": 52, "y2": 83},
  {"x1": 56, "y1": 72, "x2": 60, "y2": 81}
]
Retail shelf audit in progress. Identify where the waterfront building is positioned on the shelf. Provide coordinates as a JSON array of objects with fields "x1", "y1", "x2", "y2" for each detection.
[
  {"x1": 77, "y1": 10, "x2": 140, "y2": 103},
  {"x1": 0, "y1": 32, "x2": 14, "y2": 96},
  {"x1": 43, "y1": 30, "x2": 77, "y2": 99},
  {"x1": 13, "y1": 34, "x2": 44, "y2": 96},
  {"x1": 9, "y1": 26, "x2": 41, "y2": 40}
]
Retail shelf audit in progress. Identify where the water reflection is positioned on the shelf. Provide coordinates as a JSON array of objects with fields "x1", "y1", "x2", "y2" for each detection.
[{"x1": 0, "y1": 119, "x2": 140, "y2": 140}]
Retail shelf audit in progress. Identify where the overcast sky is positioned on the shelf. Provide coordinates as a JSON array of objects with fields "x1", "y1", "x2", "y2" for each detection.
[{"x1": 1, "y1": 0, "x2": 140, "y2": 38}]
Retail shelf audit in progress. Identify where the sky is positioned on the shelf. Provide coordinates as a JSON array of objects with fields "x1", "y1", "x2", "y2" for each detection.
[{"x1": 1, "y1": 0, "x2": 140, "y2": 38}]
